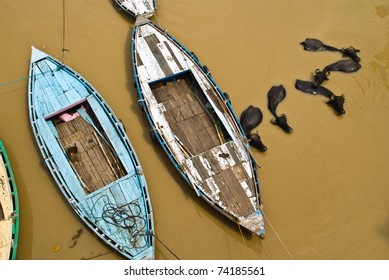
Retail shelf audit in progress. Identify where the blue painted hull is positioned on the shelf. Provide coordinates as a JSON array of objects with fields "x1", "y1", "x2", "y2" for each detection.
[{"x1": 28, "y1": 47, "x2": 154, "y2": 260}]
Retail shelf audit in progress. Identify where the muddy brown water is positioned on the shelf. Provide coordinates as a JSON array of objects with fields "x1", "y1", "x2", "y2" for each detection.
[{"x1": 1, "y1": 0, "x2": 389, "y2": 260}]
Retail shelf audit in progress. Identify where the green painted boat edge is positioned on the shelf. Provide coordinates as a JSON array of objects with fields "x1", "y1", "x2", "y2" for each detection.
[{"x1": 0, "y1": 140, "x2": 20, "y2": 260}]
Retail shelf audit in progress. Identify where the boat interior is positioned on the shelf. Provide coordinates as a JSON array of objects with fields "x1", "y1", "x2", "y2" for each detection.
[
  {"x1": 0, "y1": 203, "x2": 4, "y2": 221},
  {"x1": 149, "y1": 70, "x2": 231, "y2": 157},
  {"x1": 149, "y1": 71, "x2": 259, "y2": 217},
  {"x1": 48, "y1": 101, "x2": 127, "y2": 194},
  {"x1": 1, "y1": 153, "x2": 16, "y2": 221}
]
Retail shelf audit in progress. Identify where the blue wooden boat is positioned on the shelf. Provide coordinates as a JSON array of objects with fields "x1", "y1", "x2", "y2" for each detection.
[
  {"x1": 0, "y1": 139, "x2": 19, "y2": 260},
  {"x1": 115, "y1": 0, "x2": 156, "y2": 18},
  {"x1": 28, "y1": 47, "x2": 154, "y2": 260},
  {"x1": 131, "y1": 18, "x2": 265, "y2": 239}
]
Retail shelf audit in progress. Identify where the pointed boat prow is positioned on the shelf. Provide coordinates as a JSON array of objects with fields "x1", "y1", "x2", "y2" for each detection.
[
  {"x1": 240, "y1": 210, "x2": 265, "y2": 239},
  {"x1": 30, "y1": 46, "x2": 48, "y2": 63},
  {"x1": 114, "y1": 0, "x2": 156, "y2": 19}
]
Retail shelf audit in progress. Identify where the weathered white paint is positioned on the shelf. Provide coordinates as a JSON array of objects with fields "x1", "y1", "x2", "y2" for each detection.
[
  {"x1": 204, "y1": 177, "x2": 221, "y2": 202},
  {"x1": 210, "y1": 146, "x2": 230, "y2": 170},
  {"x1": 199, "y1": 155, "x2": 215, "y2": 177},
  {"x1": 137, "y1": 37, "x2": 165, "y2": 80},
  {"x1": 133, "y1": 19, "x2": 265, "y2": 237},
  {"x1": 240, "y1": 180, "x2": 256, "y2": 209},
  {"x1": 157, "y1": 43, "x2": 182, "y2": 74},
  {"x1": 185, "y1": 158, "x2": 203, "y2": 184},
  {"x1": 220, "y1": 143, "x2": 236, "y2": 167},
  {"x1": 242, "y1": 161, "x2": 253, "y2": 179},
  {"x1": 115, "y1": 0, "x2": 156, "y2": 18}
]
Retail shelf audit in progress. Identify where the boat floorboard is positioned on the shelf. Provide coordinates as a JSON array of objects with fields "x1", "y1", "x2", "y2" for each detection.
[
  {"x1": 55, "y1": 116, "x2": 126, "y2": 194},
  {"x1": 151, "y1": 77, "x2": 256, "y2": 218},
  {"x1": 153, "y1": 78, "x2": 221, "y2": 155}
]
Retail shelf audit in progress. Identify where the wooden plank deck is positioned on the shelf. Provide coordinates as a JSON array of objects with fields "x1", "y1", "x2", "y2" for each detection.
[
  {"x1": 55, "y1": 116, "x2": 126, "y2": 194},
  {"x1": 194, "y1": 144, "x2": 256, "y2": 218},
  {"x1": 78, "y1": 177, "x2": 148, "y2": 256},
  {"x1": 116, "y1": 0, "x2": 155, "y2": 18},
  {"x1": 152, "y1": 78, "x2": 221, "y2": 155},
  {"x1": 151, "y1": 77, "x2": 256, "y2": 218},
  {"x1": 143, "y1": 34, "x2": 173, "y2": 77}
]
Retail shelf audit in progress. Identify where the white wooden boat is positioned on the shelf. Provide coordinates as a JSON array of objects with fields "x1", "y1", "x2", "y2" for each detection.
[
  {"x1": 0, "y1": 140, "x2": 19, "y2": 260},
  {"x1": 28, "y1": 47, "x2": 154, "y2": 259},
  {"x1": 115, "y1": 0, "x2": 156, "y2": 18},
  {"x1": 132, "y1": 17, "x2": 265, "y2": 238}
]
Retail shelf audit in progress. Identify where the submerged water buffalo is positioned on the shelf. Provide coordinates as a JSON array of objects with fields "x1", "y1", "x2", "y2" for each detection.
[
  {"x1": 313, "y1": 68, "x2": 330, "y2": 88},
  {"x1": 295, "y1": 79, "x2": 345, "y2": 115},
  {"x1": 240, "y1": 105, "x2": 263, "y2": 136},
  {"x1": 339, "y1": 46, "x2": 361, "y2": 62},
  {"x1": 323, "y1": 59, "x2": 361, "y2": 73},
  {"x1": 248, "y1": 132, "x2": 267, "y2": 152},
  {"x1": 311, "y1": 59, "x2": 361, "y2": 88},
  {"x1": 300, "y1": 38, "x2": 339, "y2": 52},
  {"x1": 267, "y1": 85, "x2": 293, "y2": 133},
  {"x1": 240, "y1": 105, "x2": 267, "y2": 152},
  {"x1": 300, "y1": 38, "x2": 361, "y2": 62}
]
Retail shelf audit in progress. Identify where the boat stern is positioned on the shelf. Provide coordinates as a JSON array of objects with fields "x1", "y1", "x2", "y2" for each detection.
[
  {"x1": 115, "y1": 0, "x2": 156, "y2": 19},
  {"x1": 240, "y1": 210, "x2": 265, "y2": 239},
  {"x1": 133, "y1": 246, "x2": 155, "y2": 260}
]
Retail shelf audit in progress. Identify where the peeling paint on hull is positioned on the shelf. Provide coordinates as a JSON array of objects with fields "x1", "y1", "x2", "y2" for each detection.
[{"x1": 132, "y1": 18, "x2": 265, "y2": 238}]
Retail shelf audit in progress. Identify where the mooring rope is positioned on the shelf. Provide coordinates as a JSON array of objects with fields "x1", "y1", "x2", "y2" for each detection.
[
  {"x1": 0, "y1": 69, "x2": 54, "y2": 88},
  {"x1": 0, "y1": 76, "x2": 30, "y2": 88},
  {"x1": 0, "y1": 68, "x2": 63, "y2": 89},
  {"x1": 238, "y1": 224, "x2": 248, "y2": 248},
  {"x1": 82, "y1": 250, "x2": 114, "y2": 260},
  {"x1": 61, "y1": 0, "x2": 68, "y2": 64},
  {"x1": 82, "y1": 233, "x2": 180, "y2": 260},
  {"x1": 152, "y1": 233, "x2": 180, "y2": 260},
  {"x1": 1, "y1": 1, "x2": 69, "y2": 89},
  {"x1": 262, "y1": 210, "x2": 294, "y2": 260},
  {"x1": 154, "y1": 10, "x2": 167, "y2": 32}
]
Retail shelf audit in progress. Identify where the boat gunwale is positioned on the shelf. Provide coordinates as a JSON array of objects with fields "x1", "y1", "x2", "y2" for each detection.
[{"x1": 0, "y1": 140, "x2": 20, "y2": 260}]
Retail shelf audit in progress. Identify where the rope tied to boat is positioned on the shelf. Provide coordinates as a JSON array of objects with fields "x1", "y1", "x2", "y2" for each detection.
[
  {"x1": 61, "y1": 0, "x2": 70, "y2": 64},
  {"x1": 0, "y1": 67, "x2": 62, "y2": 89},
  {"x1": 154, "y1": 10, "x2": 167, "y2": 34},
  {"x1": 152, "y1": 233, "x2": 180, "y2": 260},
  {"x1": 262, "y1": 210, "x2": 294, "y2": 260},
  {"x1": 91, "y1": 195, "x2": 149, "y2": 250},
  {"x1": 238, "y1": 224, "x2": 248, "y2": 248}
]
